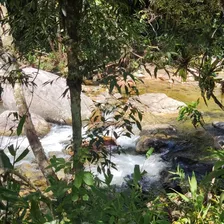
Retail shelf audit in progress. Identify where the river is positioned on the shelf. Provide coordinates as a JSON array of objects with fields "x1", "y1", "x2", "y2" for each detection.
[{"x1": 0, "y1": 73, "x2": 223, "y2": 187}]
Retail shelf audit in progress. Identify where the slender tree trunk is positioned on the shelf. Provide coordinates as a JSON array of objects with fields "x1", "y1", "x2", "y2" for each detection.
[
  {"x1": 0, "y1": 4, "x2": 58, "y2": 183},
  {"x1": 13, "y1": 82, "x2": 58, "y2": 182},
  {"x1": 62, "y1": 0, "x2": 83, "y2": 158},
  {"x1": 14, "y1": 83, "x2": 57, "y2": 181},
  {"x1": 67, "y1": 76, "x2": 82, "y2": 153}
]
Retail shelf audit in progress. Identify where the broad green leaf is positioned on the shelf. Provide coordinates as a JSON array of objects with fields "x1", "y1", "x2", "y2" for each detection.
[
  {"x1": 72, "y1": 193, "x2": 79, "y2": 202},
  {"x1": 74, "y1": 172, "x2": 83, "y2": 189},
  {"x1": 15, "y1": 148, "x2": 29, "y2": 163},
  {"x1": 83, "y1": 172, "x2": 94, "y2": 186},
  {"x1": 82, "y1": 194, "x2": 89, "y2": 201},
  {"x1": 17, "y1": 115, "x2": 26, "y2": 136}
]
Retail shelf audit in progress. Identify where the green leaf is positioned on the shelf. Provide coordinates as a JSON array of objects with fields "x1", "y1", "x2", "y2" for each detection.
[
  {"x1": 15, "y1": 148, "x2": 29, "y2": 163},
  {"x1": 0, "y1": 151, "x2": 13, "y2": 169},
  {"x1": 136, "y1": 120, "x2": 142, "y2": 131},
  {"x1": 154, "y1": 66, "x2": 158, "y2": 78},
  {"x1": 146, "y1": 147, "x2": 154, "y2": 158},
  {"x1": 220, "y1": 192, "x2": 224, "y2": 207},
  {"x1": 179, "y1": 68, "x2": 187, "y2": 82},
  {"x1": 133, "y1": 165, "x2": 142, "y2": 183},
  {"x1": 138, "y1": 111, "x2": 142, "y2": 121},
  {"x1": 83, "y1": 172, "x2": 94, "y2": 186},
  {"x1": 0, "y1": 187, "x2": 19, "y2": 201},
  {"x1": 189, "y1": 172, "x2": 197, "y2": 194},
  {"x1": 8, "y1": 144, "x2": 16, "y2": 156},
  {"x1": 72, "y1": 193, "x2": 79, "y2": 202},
  {"x1": 171, "y1": 189, "x2": 190, "y2": 202},
  {"x1": 214, "y1": 161, "x2": 224, "y2": 170},
  {"x1": 17, "y1": 115, "x2": 26, "y2": 136},
  {"x1": 82, "y1": 194, "x2": 89, "y2": 201},
  {"x1": 74, "y1": 172, "x2": 83, "y2": 189}
]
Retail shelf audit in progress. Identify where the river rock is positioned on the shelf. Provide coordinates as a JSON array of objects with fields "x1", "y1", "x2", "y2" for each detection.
[
  {"x1": 129, "y1": 93, "x2": 186, "y2": 114},
  {"x1": 140, "y1": 124, "x2": 177, "y2": 136},
  {"x1": 212, "y1": 121, "x2": 224, "y2": 131},
  {"x1": 1, "y1": 67, "x2": 94, "y2": 124},
  {"x1": 136, "y1": 124, "x2": 178, "y2": 153},
  {"x1": 136, "y1": 135, "x2": 173, "y2": 153},
  {"x1": 0, "y1": 110, "x2": 50, "y2": 137}
]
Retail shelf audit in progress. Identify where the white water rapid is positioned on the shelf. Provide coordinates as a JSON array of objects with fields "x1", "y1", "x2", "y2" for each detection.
[{"x1": 0, "y1": 124, "x2": 169, "y2": 186}]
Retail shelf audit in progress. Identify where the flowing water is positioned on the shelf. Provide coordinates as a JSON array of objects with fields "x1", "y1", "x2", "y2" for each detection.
[
  {"x1": 0, "y1": 122, "x2": 169, "y2": 186},
  {"x1": 1, "y1": 75, "x2": 223, "y2": 187}
]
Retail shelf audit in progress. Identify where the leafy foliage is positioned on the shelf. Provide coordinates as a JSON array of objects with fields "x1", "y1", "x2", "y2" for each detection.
[{"x1": 178, "y1": 99, "x2": 204, "y2": 128}]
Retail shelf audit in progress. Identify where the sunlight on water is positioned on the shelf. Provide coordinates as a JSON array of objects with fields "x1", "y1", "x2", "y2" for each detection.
[
  {"x1": 0, "y1": 124, "x2": 169, "y2": 185},
  {"x1": 87, "y1": 153, "x2": 168, "y2": 186}
]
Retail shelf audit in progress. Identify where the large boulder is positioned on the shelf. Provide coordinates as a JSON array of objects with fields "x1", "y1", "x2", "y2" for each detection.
[
  {"x1": 129, "y1": 93, "x2": 185, "y2": 115},
  {"x1": 1, "y1": 67, "x2": 94, "y2": 124},
  {"x1": 136, "y1": 124, "x2": 178, "y2": 154},
  {"x1": 0, "y1": 110, "x2": 50, "y2": 137}
]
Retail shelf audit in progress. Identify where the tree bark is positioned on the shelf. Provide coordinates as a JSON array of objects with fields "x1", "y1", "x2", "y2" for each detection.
[
  {"x1": 62, "y1": 0, "x2": 83, "y2": 156},
  {"x1": 0, "y1": 3, "x2": 58, "y2": 183},
  {"x1": 13, "y1": 82, "x2": 58, "y2": 182}
]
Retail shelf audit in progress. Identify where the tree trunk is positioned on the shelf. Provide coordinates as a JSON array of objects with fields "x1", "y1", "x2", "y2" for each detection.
[
  {"x1": 62, "y1": 0, "x2": 83, "y2": 158},
  {"x1": 0, "y1": 3, "x2": 58, "y2": 183},
  {"x1": 13, "y1": 82, "x2": 58, "y2": 182}
]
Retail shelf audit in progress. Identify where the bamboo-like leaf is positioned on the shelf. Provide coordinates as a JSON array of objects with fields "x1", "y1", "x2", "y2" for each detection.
[
  {"x1": 189, "y1": 172, "x2": 197, "y2": 194},
  {"x1": 220, "y1": 192, "x2": 224, "y2": 207},
  {"x1": 154, "y1": 66, "x2": 158, "y2": 78},
  {"x1": 17, "y1": 115, "x2": 26, "y2": 136},
  {"x1": 15, "y1": 148, "x2": 29, "y2": 163},
  {"x1": 0, "y1": 151, "x2": 13, "y2": 169},
  {"x1": 171, "y1": 189, "x2": 190, "y2": 202},
  {"x1": 8, "y1": 144, "x2": 16, "y2": 156},
  {"x1": 202, "y1": 203, "x2": 211, "y2": 219}
]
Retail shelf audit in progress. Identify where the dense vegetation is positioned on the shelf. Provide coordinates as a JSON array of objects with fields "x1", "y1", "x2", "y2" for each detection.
[{"x1": 0, "y1": 0, "x2": 224, "y2": 223}]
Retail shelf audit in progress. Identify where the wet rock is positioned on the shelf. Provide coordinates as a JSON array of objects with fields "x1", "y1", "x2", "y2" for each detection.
[
  {"x1": 172, "y1": 156, "x2": 213, "y2": 177},
  {"x1": 129, "y1": 93, "x2": 186, "y2": 115},
  {"x1": 136, "y1": 136, "x2": 174, "y2": 154},
  {"x1": 140, "y1": 124, "x2": 177, "y2": 136},
  {"x1": 213, "y1": 136, "x2": 224, "y2": 149},
  {"x1": 2, "y1": 67, "x2": 94, "y2": 124},
  {"x1": 212, "y1": 121, "x2": 224, "y2": 131},
  {"x1": 0, "y1": 110, "x2": 50, "y2": 137},
  {"x1": 136, "y1": 124, "x2": 178, "y2": 153}
]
